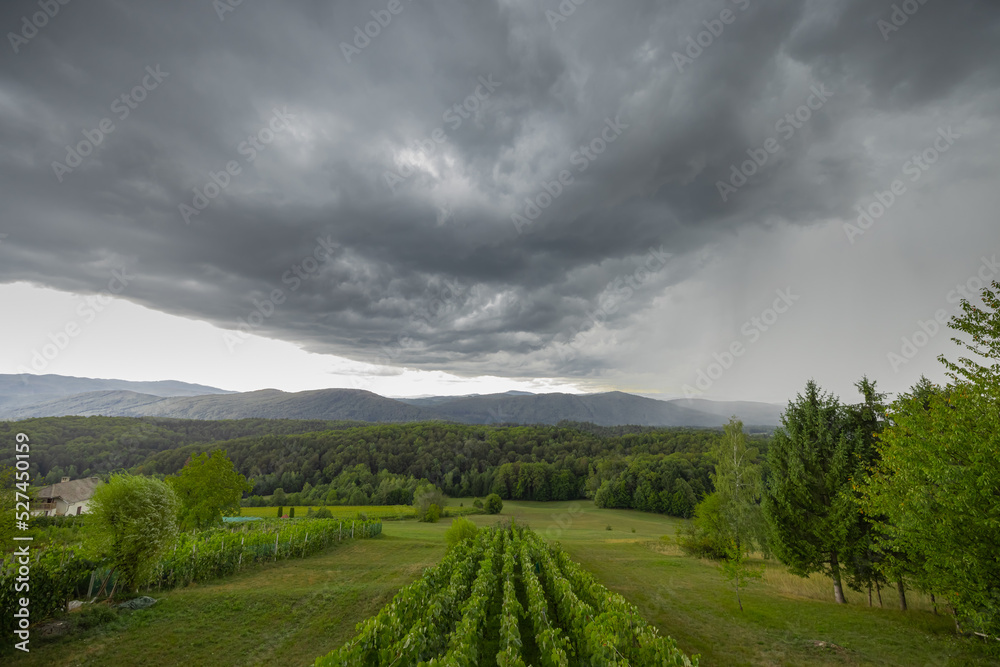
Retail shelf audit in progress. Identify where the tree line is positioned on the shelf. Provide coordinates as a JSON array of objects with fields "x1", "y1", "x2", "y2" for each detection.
[
  {"x1": 134, "y1": 424, "x2": 724, "y2": 519},
  {"x1": 681, "y1": 280, "x2": 1000, "y2": 643}
]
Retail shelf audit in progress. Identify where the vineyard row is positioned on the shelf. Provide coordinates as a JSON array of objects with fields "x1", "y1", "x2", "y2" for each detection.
[{"x1": 317, "y1": 523, "x2": 697, "y2": 667}]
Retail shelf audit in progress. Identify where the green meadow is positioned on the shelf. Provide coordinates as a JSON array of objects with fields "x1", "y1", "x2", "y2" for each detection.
[{"x1": 11, "y1": 501, "x2": 994, "y2": 666}]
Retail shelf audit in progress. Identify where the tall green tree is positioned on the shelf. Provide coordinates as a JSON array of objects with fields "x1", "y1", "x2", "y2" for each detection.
[
  {"x1": 413, "y1": 482, "x2": 445, "y2": 522},
  {"x1": 167, "y1": 449, "x2": 252, "y2": 531},
  {"x1": 840, "y1": 377, "x2": 892, "y2": 607},
  {"x1": 88, "y1": 473, "x2": 179, "y2": 593},
  {"x1": 764, "y1": 380, "x2": 858, "y2": 603},
  {"x1": 939, "y1": 280, "x2": 1000, "y2": 390},
  {"x1": 712, "y1": 418, "x2": 767, "y2": 554},
  {"x1": 712, "y1": 418, "x2": 766, "y2": 610},
  {"x1": 862, "y1": 282, "x2": 1000, "y2": 636}
]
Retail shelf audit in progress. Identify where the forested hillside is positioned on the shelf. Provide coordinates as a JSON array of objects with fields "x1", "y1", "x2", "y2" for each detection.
[
  {"x1": 0, "y1": 416, "x2": 370, "y2": 484},
  {"x1": 3, "y1": 417, "x2": 739, "y2": 518}
]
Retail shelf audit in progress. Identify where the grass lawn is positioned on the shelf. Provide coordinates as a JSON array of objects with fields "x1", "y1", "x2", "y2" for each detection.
[
  {"x1": 8, "y1": 531, "x2": 446, "y2": 667},
  {"x1": 10, "y1": 500, "x2": 997, "y2": 666},
  {"x1": 239, "y1": 504, "x2": 417, "y2": 520}
]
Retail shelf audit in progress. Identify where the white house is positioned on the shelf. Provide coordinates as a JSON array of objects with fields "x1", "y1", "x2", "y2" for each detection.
[{"x1": 33, "y1": 476, "x2": 102, "y2": 517}]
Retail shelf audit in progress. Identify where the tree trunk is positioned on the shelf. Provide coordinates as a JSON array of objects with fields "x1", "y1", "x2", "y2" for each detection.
[
  {"x1": 896, "y1": 577, "x2": 907, "y2": 611},
  {"x1": 94, "y1": 566, "x2": 116, "y2": 599},
  {"x1": 868, "y1": 582, "x2": 873, "y2": 607},
  {"x1": 931, "y1": 593, "x2": 938, "y2": 615},
  {"x1": 875, "y1": 579, "x2": 883, "y2": 608},
  {"x1": 830, "y1": 551, "x2": 847, "y2": 604}
]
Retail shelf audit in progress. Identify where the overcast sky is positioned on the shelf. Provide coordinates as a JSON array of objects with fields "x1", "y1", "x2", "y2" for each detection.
[{"x1": 1, "y1": 0, "x2": 998, "y2": 402}]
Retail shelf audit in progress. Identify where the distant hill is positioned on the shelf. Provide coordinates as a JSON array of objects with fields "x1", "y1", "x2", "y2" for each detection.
[
  {"x1": 665, "y1": 398, "x2": 784, "y2": 427},
  {"x1": 0, "y1": 387, "x2": 437, "y2": 422},
  {"x1": 0, "y1": 374, "x2": 234, "y2": 421},
  {"x1": 0, "y1": 374, "x2": 231, "y2": 398},
  {"x1": 425, "y1": 391, "x2": 726, "y2": 427},
  {"x1": 0, "y1": 374, "x2": 782, "y2": 427}
]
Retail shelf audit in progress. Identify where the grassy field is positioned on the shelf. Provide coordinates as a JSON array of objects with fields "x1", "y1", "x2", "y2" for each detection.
[
  {"x1": 11, "y1": 500, "x2": 997, "y2": 666},
  {"x1": 239, "y1": 505, "x2": 417, "y2": 520},
  {"x1": 238, "y1": 503, "x2": 479, "y2": 520}
]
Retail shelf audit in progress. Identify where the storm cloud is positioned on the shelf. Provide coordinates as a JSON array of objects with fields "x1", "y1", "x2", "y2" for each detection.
[{"x1": 2, "y1": 0, "x2": 998, "y2": 399}]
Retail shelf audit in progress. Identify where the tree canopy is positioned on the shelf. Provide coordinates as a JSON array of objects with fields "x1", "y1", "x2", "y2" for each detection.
[
  {"x1": 862, "y1": 281, "x2": 1000, "y2": 636},
  {"x1": 167, "y1": 449, "x2": 252, "y2": 531},
  {"x1": 763, "y1": 380, "x2": 862, "y2": 603}
]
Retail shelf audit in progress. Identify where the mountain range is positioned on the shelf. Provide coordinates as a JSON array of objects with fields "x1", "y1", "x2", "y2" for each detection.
[{"x1": 0, "y1": 374, "x2": 783, "y2": 427}]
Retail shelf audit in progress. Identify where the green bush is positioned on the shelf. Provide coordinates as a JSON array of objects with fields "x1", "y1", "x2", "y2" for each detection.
[
  {"x1": 676, "y1": 492, "x2": 728, "y2": 559},
  {"x1": 472, "y1": 498, "x2": 483, "y2": 509},
  {"x1": 606, "y1": 525, "x2": 613, "y2": 531},
  {"x1": 277, "y1": 506, "x2": 284, "y2": 518},
  {"x1": 484, "y1": 493, "x2": 503, "y2": 515},
  {"x1": 88, "y1": 473, "x2": 180, "y2": 592},
  {"x1": 414, "y1": 484, "x2": 446, "y2": 522},
  {"x1": 314, "y1": 506, "x2": 332, "y2": 519},
  {"x1": 445, "y1": 518, "x2": 479, "y2": 549},
  {"x1": 289, "y1": 507, "x2": 295, "y2": 519},
  {"x1": 76, "y1": 603, "x2": 119, "y2": 630},
  {"x1": 425, "y1": 504, "x2": 441, "y2": 523}
]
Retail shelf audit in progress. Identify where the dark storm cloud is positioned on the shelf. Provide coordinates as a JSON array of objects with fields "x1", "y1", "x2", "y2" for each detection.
[{"x1": 1, "y1": 0, "x2": 998, "y2": 378}]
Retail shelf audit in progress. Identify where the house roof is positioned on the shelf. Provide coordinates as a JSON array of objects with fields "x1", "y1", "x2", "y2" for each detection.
[{"x1": 35, "y1": 477, "x2": 102, "y2": 504}]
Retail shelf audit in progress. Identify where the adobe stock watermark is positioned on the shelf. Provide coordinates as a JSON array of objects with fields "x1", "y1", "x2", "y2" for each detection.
[
  {"x1": 877, "y1": 0, "x2": 931, "y2": 41},
  {"x1": 213, "y1": 0, "x2": 244, "y2": 21},
  {"x1": 843, "y1": 127, "x2": 959, "y2": 244},
  {"x1": 16, "y1": 268, "x2": 134, "y2": 374},
  {"x1": 545, "y1": 0, "x2": 590, "y2": 32},
  {"x1": 672, "y1": 0, "x2": 750, "y2": 73},
  {"x1": 223, "y1": 236, "x2": 338, "y2": 352},
  {"x1": 542, "y1": 502, "x2": 585, "y2": 540},
  {"x1": 511, "y1": 115, "x2": 629, "y2": 234},
  {"x1": 683, "y1": 288, "x2": 799, "y2": 398},
  {"x1": 7, "y1": 0, "x2": 71, "y2": 55},
  {"x1": 556, "y1": 246, "x2": 671, "y2": 363},
  {"x1": 340, "y1": 0, "x2": 414, "y2": 64},
  {"x1": 375, "y1": 278, "x2": 470, "y2": 365},
  {"x1": 179, "y1": 107, "x2": 295, "y2": 224},
  {"x1": 717, "y1": 84, "x2": 833, "y2": 202},
  {"x1": 51, "y1": 65, "x2": 169, "y2": 183},
  {"x1": 887, "y1": 255, "x2": 998, "y2": 373},
  {"x1": 383, "y1": 75, "x2": 502, "y2": 193}
]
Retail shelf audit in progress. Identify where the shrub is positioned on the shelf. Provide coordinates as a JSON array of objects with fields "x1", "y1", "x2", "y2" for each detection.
[
  {"x1": 445, "y1": 518, "x2": 479, "y2": 548},
  {"x1": 277, "y1": 506, "x2": 284, "y2": 519},
  {"x1": 426, "y1": 504, "x2": 442, "y2": 523},
  {"x1": 606, "y1": 525, "x2": 613, "y2": 531},
  {"x1": 414, "y1": 484, "x2": 446, "y2": 522},
  {"x1": 88, "y1": 473, "x2": 179, "y2": 592},
  {"x1": 314, "y1": 506, "x2": 332, "y2": 519},
  {"x1": 472, "y1": 498, "x2": 484, "y2": 509},
  {"x1": 76, "y1": 603, "x2": 119, "y2": 630},
  {"x1": 676, "y1": 492, "x2": 728, "y2": 559},
  {"x1": 289, "y1": 507, "x2": 295, "y2": 519},
  {"x1": 484, "y1": 493, "x2": 503, "y2": 515}
]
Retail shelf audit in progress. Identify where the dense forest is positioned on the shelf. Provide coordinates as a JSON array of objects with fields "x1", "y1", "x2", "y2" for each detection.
[
  {"x1": 2, "y1": 417, "x2": 737, "y2": 518},
  {"x1": 0, "y1": 416, "x2": 371, "y2": 484},
  {"x1": 139, "y1": 422, "x2": 733, "y2": 517}
]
